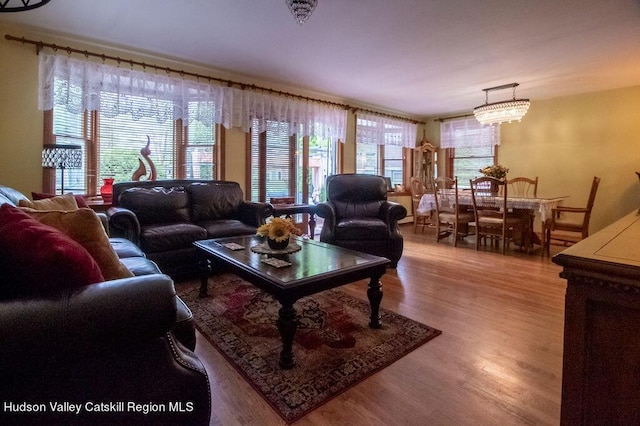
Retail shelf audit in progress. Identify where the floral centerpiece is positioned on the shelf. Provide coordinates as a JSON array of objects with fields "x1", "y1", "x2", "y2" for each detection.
[
  {"x1": 479, "y1": 164, "x2": 509, "y2": 180},
  {"x1": 256, "y1": 217, "x2": 302, "y2": 250}
]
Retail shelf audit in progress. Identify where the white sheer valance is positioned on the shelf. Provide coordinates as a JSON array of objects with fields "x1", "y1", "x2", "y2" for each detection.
[
  {"x1": 38, "y1": 53, "x2": 346, "y2": 141},
  {"x1": 355, "y1": 112, "x2": 417, "y2": 148},
  {"x1": 440, "y1": 117, "x2": 500, "y2": 149}
]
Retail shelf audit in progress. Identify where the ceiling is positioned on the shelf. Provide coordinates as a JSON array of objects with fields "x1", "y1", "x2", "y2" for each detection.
[{"x1": 2, "y1": 0, "x2": 640, "y2": 119}]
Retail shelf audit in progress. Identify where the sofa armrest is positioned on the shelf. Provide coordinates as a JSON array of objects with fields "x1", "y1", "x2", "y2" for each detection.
[
  {"x1": 0, "y1": 274, "x2": 176, "y2": 373},
  {"x1": 107, "y1": 206, "x2": 141, "y2": 245},
  {"x1": 237, "y1": 201, "x2": 273, "y2": 227}
]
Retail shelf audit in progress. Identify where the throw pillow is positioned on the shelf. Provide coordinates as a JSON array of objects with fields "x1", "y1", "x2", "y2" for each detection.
[
  {"x1": 0, "y1": 204, "x2": 104, "y2": 299},
  {"x1": 18, "y1": 192, "x2": 79, "y2": 211},
  {"x1": 31, "y1": 191, "x2": 89, "y2": 208},
  {"x1": 21, "y1": 208, "x2": 134, "y2": 281}
]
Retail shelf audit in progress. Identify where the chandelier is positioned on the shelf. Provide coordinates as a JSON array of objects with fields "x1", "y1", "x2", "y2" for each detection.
[
  {"x1": 286, "y1": 0, "x2": 317, "y2": 25},
  {"x1": 473, "y1": 83, "x2": 530, "y2": 125},
  {"x1": 0, "y1": 0, "x2": 51, "y2": 12}
]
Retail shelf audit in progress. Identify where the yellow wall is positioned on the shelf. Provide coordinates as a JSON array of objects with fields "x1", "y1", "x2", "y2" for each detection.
[
  {"x1": 2, "y1": 22, "x2": 638, "y2": 235},
  {"x1": 426, "y1": 87, "x2": 640, "y2": 234},
  {"x1": 500, "y1": 87, "x2": 640, "y2": 233},
  {"x1": 0, "y1": 28, "x2": 43, "y2": 194}
]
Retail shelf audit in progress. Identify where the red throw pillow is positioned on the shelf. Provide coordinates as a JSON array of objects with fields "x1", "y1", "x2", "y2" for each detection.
[
  {"x1": 31, "y1": 191, "x2": 89, "y2": 208},
  {"x1": 0, "y1": 204, "x2": 104, "y2": 299}
]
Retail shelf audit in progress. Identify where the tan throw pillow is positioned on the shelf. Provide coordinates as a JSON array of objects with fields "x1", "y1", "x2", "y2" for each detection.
[
  {"x1": 19, "y1": 193, "x2": 79, "y2": 211},
  {"x1": 21, "y1": 207, "x2": 134, "y2": 281}
]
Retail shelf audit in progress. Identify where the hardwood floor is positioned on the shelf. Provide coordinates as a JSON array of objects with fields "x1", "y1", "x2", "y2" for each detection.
[{"x1": 193, "y1": 224, "x2": 567, "y2": 425}]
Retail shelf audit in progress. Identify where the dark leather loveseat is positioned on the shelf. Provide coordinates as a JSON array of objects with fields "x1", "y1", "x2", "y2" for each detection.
[
  {"x1": 108, "y1": 179, "x2": 273, "y2": 277},
  {"x1": 316, "y1": 174, "x2": 407, "y2": 267},
  {"x1": 0, "y1": 185, "x2": 211, "y2": 425}
]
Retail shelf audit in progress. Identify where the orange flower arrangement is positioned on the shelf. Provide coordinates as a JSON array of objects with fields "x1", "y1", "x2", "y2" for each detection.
[{"x1": 256, "y1": 217, "x2": 302, "y2": 242}]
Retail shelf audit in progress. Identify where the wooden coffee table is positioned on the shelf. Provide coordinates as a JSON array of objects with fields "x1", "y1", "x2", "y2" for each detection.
[{"x1": 194, "y1": 235, "x2": 389, "y2": 369}]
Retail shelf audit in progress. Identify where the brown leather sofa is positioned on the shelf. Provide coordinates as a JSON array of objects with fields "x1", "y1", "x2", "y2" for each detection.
[
  {"x1": 108, "y1": 180, "x2": 273, "y2": 277},
  {"x1": 316, "y1": 174, "x2": 407, "y2": 267},
  {"x1": 0, "y1": 185, "x2": 211, "y2": 425}
]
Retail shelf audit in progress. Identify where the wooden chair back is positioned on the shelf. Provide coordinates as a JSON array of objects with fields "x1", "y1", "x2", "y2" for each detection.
[
  {"x1": 546, "y1": 176, "x2": 601, "y2": 252},
  {"x1": 434, "y1": 176, "x2": 473, "y2": 246},
  {"x1": 470, "y1": 176, "x2": 529, "y2": 255},
  {"x1": 410, "y1": 176, "x2": 431, "y2": 233},
  {"x1": 507, "y1": 176, "x2": 538, "y2": 197}
]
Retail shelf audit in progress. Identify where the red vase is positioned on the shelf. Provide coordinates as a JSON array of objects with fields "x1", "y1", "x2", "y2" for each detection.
[{"x1": 100, "y1": 178, "x2": 115, "y2": 203}]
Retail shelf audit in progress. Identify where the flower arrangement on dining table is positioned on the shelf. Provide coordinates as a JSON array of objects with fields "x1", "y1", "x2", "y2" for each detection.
[
  {"x1": 479, "y1": 164, "x2": 509, "y2": 180},
  {"x1": 256, "y1": 217, "x2": 303, "y2": 249}
]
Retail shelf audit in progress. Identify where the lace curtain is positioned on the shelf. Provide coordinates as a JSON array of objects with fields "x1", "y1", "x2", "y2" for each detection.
[
  {"x1": 440, "y1": 117, "x2": 500, "y2": 149},
  {"x1": 355, "y1": 111, "x2": 417, "y2": 148},
  {"x1": 38, "y1": 53, "x2": 346, "y2": 141}
]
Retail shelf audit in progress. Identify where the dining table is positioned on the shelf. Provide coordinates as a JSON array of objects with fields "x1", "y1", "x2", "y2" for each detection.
[{"x1": 418, "y1": 190, "x2": 569, "y2": 255}]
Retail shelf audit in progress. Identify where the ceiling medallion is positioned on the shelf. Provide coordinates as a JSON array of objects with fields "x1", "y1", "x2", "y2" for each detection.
[
  {"x1": 286, "y1": 0, "x2": 317, "y2": 25},
  {"x1": 473, "y1": 83, "x2": 530, "y2": 125},
  {"x1": 0, "y1": 0, "x2": 51, "y2": 12}
]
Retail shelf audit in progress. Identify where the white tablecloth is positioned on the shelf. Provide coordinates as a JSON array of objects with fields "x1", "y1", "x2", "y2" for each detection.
[{"x1": 418, "y1": 192, "x2": 568, "y2": 222}]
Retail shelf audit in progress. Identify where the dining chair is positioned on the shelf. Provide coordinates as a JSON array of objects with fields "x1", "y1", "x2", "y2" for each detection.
[
  {"x1": 470, "y1": 176, "x2": 530, "y2": 255},
  {"x1": 506, "y1": 176, "x2": 539, "y2": 248},
  {"x1": 410, "y1": 176, "x2": 433, "y2": 233},
  {"x1": 433, "y1": 176, "x2": 474, "y2": 246},
  {"x1": 507, "y1": 176, "x2": 538, "y2": 197},
  {"x1": 545, "y1": 176, "x2": 601, "y2": 252}
]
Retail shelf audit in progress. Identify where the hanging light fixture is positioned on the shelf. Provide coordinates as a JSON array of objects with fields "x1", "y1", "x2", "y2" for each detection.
[
  {"x1": 473, "y1": 83, "x2": 530, "y2": 125},
  {"x1": 286, "y1": 0, "x2": 317, "y2": 25},
  {"x1": 0, "y1": 0, "x2": 51, "y2": 12}
]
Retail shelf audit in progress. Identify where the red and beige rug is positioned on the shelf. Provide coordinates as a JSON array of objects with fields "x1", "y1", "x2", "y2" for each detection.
[{"x1": 177, "y1": 273, "x2": 441, "y2": 423}]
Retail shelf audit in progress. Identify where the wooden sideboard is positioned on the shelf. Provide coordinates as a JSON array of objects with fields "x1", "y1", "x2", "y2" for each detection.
[{"x1": 553, "y1": 210, "x2": 640, "y2": 425}]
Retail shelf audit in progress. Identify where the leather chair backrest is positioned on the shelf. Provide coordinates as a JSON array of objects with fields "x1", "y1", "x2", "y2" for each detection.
[
  {"x1": 118, "y1": 186, "x2": 191, "y2": 225},
  {"x1": 326, "y1": 174, "x2": 387, "y2": 219},
  {"x1": 187, "y1": 181, "x2": 244, "y2": 222}
]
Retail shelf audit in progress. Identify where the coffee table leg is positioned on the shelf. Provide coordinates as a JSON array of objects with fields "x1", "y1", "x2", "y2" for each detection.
[
  {"x1": 199, "y1": 276, "x2": 208, "y2": 297},
  {"x1": 367, "y1": 275, "x2": 383, "y2": 328},
  {"x1": 277, "y1": 301, "x2": 298, "y2": 369}
]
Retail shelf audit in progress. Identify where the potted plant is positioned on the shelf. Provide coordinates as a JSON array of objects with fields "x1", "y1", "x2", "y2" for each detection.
[
  {"x1": 479, "y1": 164, "x2": 509, "y2": 180},
  {"x1": 256, "y1": 217, "x2": 303, "y2": 250}
]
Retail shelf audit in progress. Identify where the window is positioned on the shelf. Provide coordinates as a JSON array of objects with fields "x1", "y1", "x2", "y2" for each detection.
[
  {"x1": 40, "y1": 53, "x2": 346, "y2": 196},
  {"x1": 440, "y1": 117, "x2": 500, "y2": 187},
  {"x1": 48, "y1": 92, "x2": 218, "y2": 196},
  {"x1": 98, "y1": 93, "x2": 176, "y2": 184},
  {"x1": 249, "y1": 120, "x2": 337, "y2": 204},
  {"x1": 355, "y1": 113, "x2": 416, "y2": 188},
  {"x1": 184, "y1": 106, "x2": 217, "y2": 180},
  {"x1": 356, "y1": 144, "x2": 405, "y2": 187},
  {"x1": 448, "y1": 145, "x2": 496, "y2": 188},
  {"x1": 50, "y1": 104, "x2": 90, "y2": 194},
  {"x1": 383, "y1": 145, "x2": 404, "y2": 187},
  {"x1": 250, "y1": 120, "x2": 294, "y2": 202}
]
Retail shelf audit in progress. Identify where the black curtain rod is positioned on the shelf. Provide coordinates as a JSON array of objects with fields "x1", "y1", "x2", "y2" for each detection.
[{"x1": 6, "y1": 34, "x2": 424, "y2": 125}]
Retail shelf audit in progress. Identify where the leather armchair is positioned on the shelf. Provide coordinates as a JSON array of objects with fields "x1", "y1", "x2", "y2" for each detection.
[
  {"x1": 316, "y1": 174, "x2": 407, "y2": 267},
  {"x1": 0, "y1": 275, "x2": 211, "y2": 425}
]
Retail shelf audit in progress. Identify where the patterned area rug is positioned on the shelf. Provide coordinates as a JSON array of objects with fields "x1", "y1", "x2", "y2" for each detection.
[{"x1": 177, "y1": 273, "x2": 441, "y2": 423}]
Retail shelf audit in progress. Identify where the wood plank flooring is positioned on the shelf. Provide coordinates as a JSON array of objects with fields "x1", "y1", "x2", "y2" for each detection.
[{"x1": 192, "y1": 224, "x2": 567, "y2": 425}]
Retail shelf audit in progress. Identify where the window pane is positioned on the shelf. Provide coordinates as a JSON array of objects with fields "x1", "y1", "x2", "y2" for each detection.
[
  {"x1": 453, "y1": 145, "x2": 495, "y2": 188},
  {"x1": 250, "y1": 120, "x2": 293, "y2": 202},
  {"x1": 308, "y1": 135, "x2": 336, "y2": 203},
  {"x1": 52, "y1": 103, "x2": 88, "y2": 194},
  {"x1": 98, "y1": 93, "x2": 174, "y2": 191},
  {"x1": 383, "y1": 145, "x2": 403, "y2": 186},
  {"x1": 186, "y1": 116, "x2": 215, "y2": 179},
  {"x1": 356, "y1": 143, "x2": 379, "y2": 175}
]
